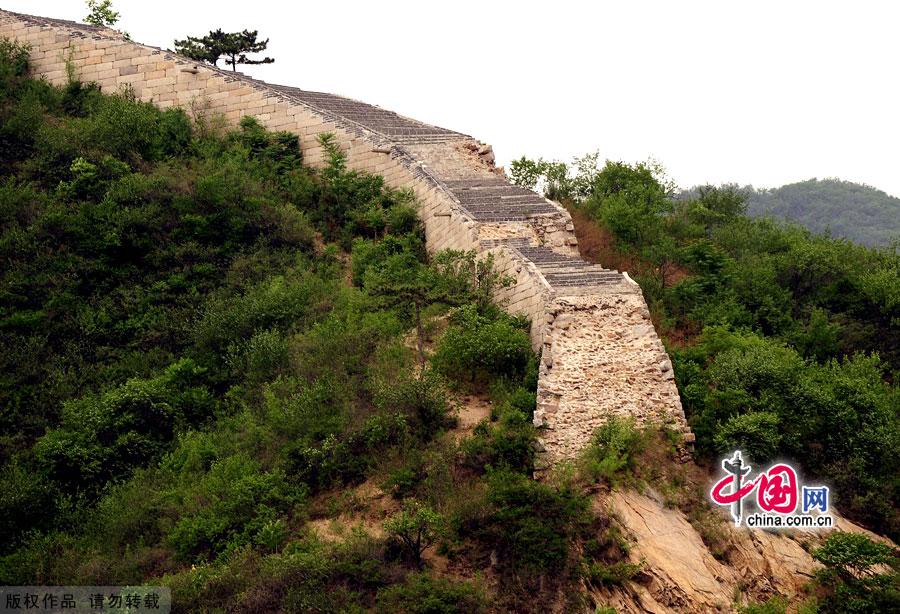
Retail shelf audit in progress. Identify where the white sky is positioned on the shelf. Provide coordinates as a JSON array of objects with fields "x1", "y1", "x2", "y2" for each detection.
[{"x1": 8, "y1": 1, "x2": 900, "y2": 196}]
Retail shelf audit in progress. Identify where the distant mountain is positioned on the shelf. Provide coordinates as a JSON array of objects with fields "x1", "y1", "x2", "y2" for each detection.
[{"x1": 744, "y1": 178, "x2": 900, "y2": 247}]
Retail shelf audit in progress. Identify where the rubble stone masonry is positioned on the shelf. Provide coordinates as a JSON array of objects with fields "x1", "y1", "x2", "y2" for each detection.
[{"x1": 0, "y1": 10, "x2": 693, "y2": 469}]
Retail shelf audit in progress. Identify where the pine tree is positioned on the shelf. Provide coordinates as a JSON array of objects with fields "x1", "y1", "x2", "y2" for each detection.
[{"x1": 174, "y1": 29, "x2": 274, "y2": 71}]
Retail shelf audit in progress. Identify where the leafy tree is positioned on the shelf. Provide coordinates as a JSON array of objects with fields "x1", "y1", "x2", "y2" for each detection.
[
  {"x1": 812, "y1": 532, "x2": 900, "y2": 612},
  {"x1": 431, "y1": 305, "x2": 534, "y2": 385},
  {"x1": 364, "y1": 251, "x2": 446, "y2": 368},
  {"x1": 813, "y1": 532, "x2": 896, "y2": 580},
  {"x1": 364, "y1": 250, "x2": 508, "y2": 367},
  {"x1": 84, "y1": 0, "x2": 119, "y2": 28},
  {"x1": 384, "y1": 500, "x2": 444, "y2": 568},
  {"x1": 586, "y1": 160, "x2": 672, "y2": 247},
  {"x1": 685, "y1": 184, "x2": 747, "y2": 235},
  {"x1": 174, "y1": 29, "x2": 274, "y2": 71},
  {"x1": 509, "y1": 151, "x2": 599, "y2": 203}
]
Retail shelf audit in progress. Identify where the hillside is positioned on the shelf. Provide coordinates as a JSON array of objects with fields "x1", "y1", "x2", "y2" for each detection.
[
  {"x1": 2, "y1": 30, "x2": 899, "y2": 613},
  {"x1": 513, "y1": 154, "x2": 900, "y2": 610},
  {"x1": 0, "y1": 37, "x2": 681, "y2": 613},
  {"x1": 745, "y1": 178, "x2": 900, "y2": 247}
]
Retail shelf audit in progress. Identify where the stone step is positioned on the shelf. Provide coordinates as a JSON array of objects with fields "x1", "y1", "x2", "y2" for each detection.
[{"x1": 269, "y1": 85, "x2": 464, "y2": 140}]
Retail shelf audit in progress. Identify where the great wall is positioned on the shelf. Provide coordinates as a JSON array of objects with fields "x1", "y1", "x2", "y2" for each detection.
[{"x1": 0, "y1": 9, "x2": 693, "y2": 470}]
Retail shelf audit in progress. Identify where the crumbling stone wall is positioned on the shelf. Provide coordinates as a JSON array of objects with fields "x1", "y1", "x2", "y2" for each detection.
[{"x1": 0, "y1": 10, "x2": 692, "y2": 469}]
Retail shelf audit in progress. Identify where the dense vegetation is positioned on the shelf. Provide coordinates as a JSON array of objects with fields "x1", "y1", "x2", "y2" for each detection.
[
  {"x1": 1, "y1": 33, "x2": 896, "y2": 611},
  {"x1": 0, "y1": 40, "x2": 638, "y2": 612},
  {"x1": 740, "y1": 178, "x2": 900, "y2": 248},
  {"x1": 511, "y1": 154, "x2": 900, "y2": 543}
]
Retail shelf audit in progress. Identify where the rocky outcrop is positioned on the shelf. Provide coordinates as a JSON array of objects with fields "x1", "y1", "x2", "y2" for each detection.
[{"x1": 593, "y1": 490, "x2": 888, "y2": 613}]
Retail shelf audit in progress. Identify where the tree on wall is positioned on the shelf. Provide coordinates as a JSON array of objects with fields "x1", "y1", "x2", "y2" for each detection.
[
  {"x1": 84, "y1": 0, "x2": 120, "y2": 27},
  {"x1": 174, "y1": 29, "x2": 275, "y2": 71}
]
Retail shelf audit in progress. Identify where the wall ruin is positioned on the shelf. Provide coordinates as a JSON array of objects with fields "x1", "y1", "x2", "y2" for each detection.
[{"x1": 0, "y1": 10, "x2": 693, "y2": 469}]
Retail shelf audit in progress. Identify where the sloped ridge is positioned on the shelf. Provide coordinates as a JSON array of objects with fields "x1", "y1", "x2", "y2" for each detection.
[
  {"x1": 0, "y1": 9, "x2": 464, "y2": 146},
  {"x1": 444, "y1": 179, "x2": 560, "y2": 222},
  {"x1": 267, "y1": 85, "x2": 466, "y2": 142},
  {"x1": 0, "y1": 9, "x2": 108, "y2": 34},
  {"x1": 515, "y1": 246, "x2": 625, "y2": 288}
]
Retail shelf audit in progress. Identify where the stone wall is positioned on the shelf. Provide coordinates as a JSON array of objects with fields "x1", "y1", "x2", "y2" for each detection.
[{"x1": 0, "y1": 10, "x2": 692, "y2": 469}]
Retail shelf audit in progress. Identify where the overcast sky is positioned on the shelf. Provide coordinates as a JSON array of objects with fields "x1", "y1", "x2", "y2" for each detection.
[{"x1": 8, "y1": 1, "x2": 900, "y2": 196}]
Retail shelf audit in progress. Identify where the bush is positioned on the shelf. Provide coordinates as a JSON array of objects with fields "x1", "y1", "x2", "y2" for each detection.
[
  {"x1": 286, "y1": 413, "x2": 409, "y2": 492},
  {"x1": 739, "y1": 597, "x2": 788, "y2": 614},
  {"x1": 582, "y1": 417, "x2": 646, "y2": 485},
  {"x1": 194, "y1": 273, "x2": 335, "y2": 357},
  {"x1": 384, "y1": 500, "x2": 445, "y2": 568},
  {"x1": 459, "y1": 418, "x2": 535, "y2": 475},
  {"x1": 263, "y1": 376, "x2": 348, "y2": 444},
  {"x1": 375, "y1": 573, "x2": 486, "y2": 614},
  {"x1": 225, "y1": 328, "x2": 291, "y2": 385},
  {"x1": 0, "y1": 38, "x2": 30, "y2": 97},
  {"x1": 35, "y1": 359, "x2": 214, "y2": 494},
  {"x1": 713, "y1": 411, "x2": 781, "y2": 461},
  {"x1": 0, "y1": 461, "x2": 55, "y2": 551},
  {"x1": 80, "y1": 93, "x2": 192, "y2": 162},
  {"x1": 473, "y1": 470, "x2": 590, "y2": 575},
  {"x1": 431, "y1": 306, "x2": 533, "y2": 386},
  {"x1": 374, "y1": 370, "x2": 454, "y2": 441},
  {"x1": 231, "y1": 116, "x2": 302, "y2": 175},
  {"x1": 811, "y1": 532, "x2": 900, "y2": 613},
  {"x1": 351, "y1": 234, "x2": 422, "y2": 286},
  {"x1": 167, "y1": 455, "x2": 302, "y2": 561},
  {"x1": 813, "y1": 532, "x2": 896, "y2": 579},
  {"x1": 583, "y1": 560, "x2": 642, "y2": 587}
]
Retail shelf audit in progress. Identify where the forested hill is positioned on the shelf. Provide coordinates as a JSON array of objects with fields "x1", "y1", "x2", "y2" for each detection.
[{"x1": 745, "y1": 178, "x2": 900, "y2": 247}]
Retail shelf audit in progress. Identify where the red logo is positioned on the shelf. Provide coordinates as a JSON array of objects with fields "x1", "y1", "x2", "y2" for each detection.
[{"x1": 710, "y1": 452, "x2": 799, "y2": 524}]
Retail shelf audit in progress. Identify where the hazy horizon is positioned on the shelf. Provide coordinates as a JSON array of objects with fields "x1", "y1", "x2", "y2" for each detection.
[{"x1": 7, "y1": 0, "x2": 900, "y2": 198}]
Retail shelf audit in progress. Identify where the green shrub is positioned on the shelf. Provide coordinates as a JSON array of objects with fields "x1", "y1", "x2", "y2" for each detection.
[
  {"x1": 0, "y1": 461, "x2": 55, "y2": 551},
  {"x1": 384, "y1": 500, "x2": 444, "y2": 567},
  {"x1": 459, "y1": 419, "x2": 535, "y2": 474},
  {"x1": 225, "y1": 328, "x2": 291, "y2": 385},
  {"x1": 582, "y1": 417, "x2": 646, "y2": 485},
  {"x1": 813, "y1": 532, "x2": 896, "y2": 580},
  {"x1": 583, "y1": 560, "x2": 642, "y2": 587},
  {"x1": 473, "y1": 470, "x2": 590, "y2": 575},
  {"x1": 263, "y1": 376, "x2": 348, "y2": 444},
  {"x1": 739, "y1": 596, "x2": 788, "y2": 614},
  {"x1": 382, "y1": 464, "x2": 423, "y2": 500},
  {"x1": 351, "y1": 234, "x2": 421, "y2": 286},
  {"x1": 231, "y1": 116, "x2": 302, "y2": 175},
  {"x1": 809, "y1": 532, "x2": 900, "y2": 613},
  {"x1": 0, "y1": 38, "x2": 30, "y2": 97},
  {"x1": 374, "y1": 369, "x2": 454, "y2": 441},
  {"x1": 35, "y1": 358, "x2": 214, "y2": 493},
  {"x1": 375, "y1": 573, "x2": 486, "y2": 614},
  {"x1": 194, "y1": 273, "x2": 335, "y2": 357},
  {"x1": 431, "y1": 306, "x2": 533, "y2": 385},
  {"x1": 167, "y1": 455, "x2": 302, "y2": 561},
  {"x1": 713, "y1": 411, "x2": 782, "y2": 461},
  {"x1": 79, "y1": 93, "x2": 192, "y2": 162},
  {"x1": 286, "y1": 413, "x2": 409, "y2": 492}
]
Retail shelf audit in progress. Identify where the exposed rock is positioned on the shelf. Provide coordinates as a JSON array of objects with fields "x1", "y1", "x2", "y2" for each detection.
[{"x1": 591, "y1": 490, "x2": 893, "y2": 613}]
